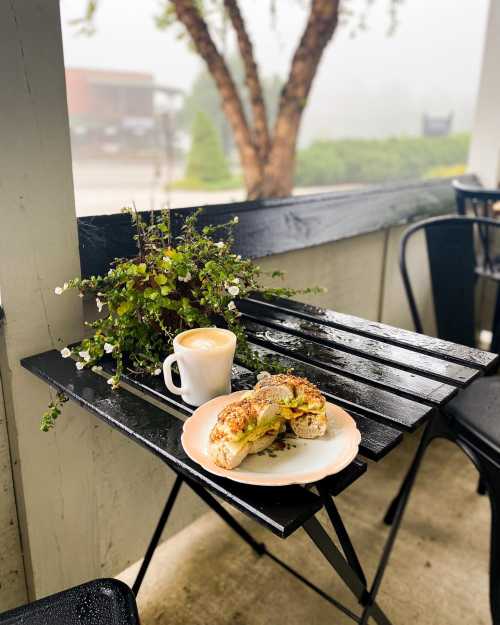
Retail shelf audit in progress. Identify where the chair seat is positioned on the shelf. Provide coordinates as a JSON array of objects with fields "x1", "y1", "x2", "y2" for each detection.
[{"x1": 445, "y1": 376, "x2": 500, "y2": 458}]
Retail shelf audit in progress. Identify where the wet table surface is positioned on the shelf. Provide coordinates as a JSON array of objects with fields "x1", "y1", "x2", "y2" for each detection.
[{"x1": 21, "y1": 296, "x2": 498, "y2": 537}]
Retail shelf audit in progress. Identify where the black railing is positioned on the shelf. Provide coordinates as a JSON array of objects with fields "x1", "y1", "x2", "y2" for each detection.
[{"x1": 78, "y1": 175, "x2": 477, "y2": 279}]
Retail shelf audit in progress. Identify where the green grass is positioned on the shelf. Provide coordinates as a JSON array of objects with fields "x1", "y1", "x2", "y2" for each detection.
[{"x1": 170, "y1": 176, "x2": 243, "y2": 191}]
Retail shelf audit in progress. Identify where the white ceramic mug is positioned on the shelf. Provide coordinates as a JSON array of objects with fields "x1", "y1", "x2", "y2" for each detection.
[{"x1": 163, "y1": 328, "x2": 237, "y2": 406}]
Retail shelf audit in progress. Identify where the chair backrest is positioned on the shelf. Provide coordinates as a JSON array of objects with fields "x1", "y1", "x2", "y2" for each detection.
[
  {"x1": 400, "y1": 215, "x2": 500, "y2": 347},
  {"x1": 0, "y1": 579, "x2": 139, "y2": 625},
  {"x1": 453, "y1": 179, "x2": 500, "y2": 274},
  {"x1": 453, "y1": 179, "x2": 500, "y2": 217}
]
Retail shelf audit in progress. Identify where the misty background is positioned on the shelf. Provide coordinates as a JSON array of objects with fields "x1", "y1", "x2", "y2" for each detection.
[
  {"x1": 59, "y1": 0, "x2": 489, "y2": 214},
  {"x1": 61, "y1": 0, "x2": 487, "y2": 141}
]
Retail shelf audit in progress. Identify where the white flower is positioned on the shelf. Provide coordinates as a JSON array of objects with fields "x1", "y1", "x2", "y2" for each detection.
[
  {"x1": 178, "y1": 271, "x2": 191, "y2": 283},
  {"x1": 104, "y1": 342, "x2": 114, "y2": 354},
  {"x1": 96, "y1": 298, "x2": 104, "y2": 312},
  {"x1": 232, "y1": 278, "x2": 240, "y2": 284},
  {"x1": 216, "y1": 241, "x2": 225, "y2": 249},
  {"x1": 233, "y1": 216, "x2": 239, "y2": 224},
  {"x1": 227, "y1": 285, "x2": 239, "y2": 297},
  {"x1": 60, "y1": 347, "x2": 71, "y2": 358},
  {"x1": 257, "y1": 371, "x2": 271, "y2": 381},
  {"x1": 78, "y1": 292, "x2": 84, "y2": 298},
  {"x1": 153, "y1": 368, "x2": 162, "y2": 376},
  {"x1": 228, "y1": 300, "x2": 236, "y2": 311},
  {"x1": 107, "y1": 377, "x2": 115, "y2": 385},
  {"x1": 75, "y1": 361, "x2": 85, "y2": 370},
  {"x1": 235, "y1": 255, "x2": 241, "y2": 261},
  {"x1": 55, "y1": 283, "x2": 69, "y2": 295},
  {"x1": 79, "y1": 350, "x2": 91, "y2": 362}
]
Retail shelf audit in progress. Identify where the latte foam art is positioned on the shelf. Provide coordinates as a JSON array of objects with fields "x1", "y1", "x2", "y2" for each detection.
[{"x1": 178, "y1": 329, "x2": 233, "y2": 350}]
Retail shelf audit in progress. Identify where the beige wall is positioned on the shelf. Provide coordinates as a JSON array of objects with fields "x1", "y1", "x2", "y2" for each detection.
[
  {"x1": 0, "y1": 374, "x2": 27, "y2": 610},
  {"x1": 258, "y1": 224, "x2": 436, "y2": 332}
]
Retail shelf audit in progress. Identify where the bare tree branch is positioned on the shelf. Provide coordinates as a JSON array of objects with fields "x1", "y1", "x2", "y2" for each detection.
[
  {"x1": 170, "y1": 0, "x2": 263, "y2": 194},
  {"x1": 223, "y1": 0, "x2": 271, "y2": 162}
]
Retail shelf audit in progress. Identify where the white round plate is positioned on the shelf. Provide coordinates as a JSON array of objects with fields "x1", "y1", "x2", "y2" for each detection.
[{"x1": 181, "y1": 390, "x2": 361, "y2": 486}]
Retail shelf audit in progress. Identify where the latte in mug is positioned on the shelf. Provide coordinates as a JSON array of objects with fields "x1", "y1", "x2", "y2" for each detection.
[
  {"x1": 178, "y1": 329, "x2": 234, "y2": 350},
  {"x1": 163, "y1": 328, "x2": 237, "y2": 406}
]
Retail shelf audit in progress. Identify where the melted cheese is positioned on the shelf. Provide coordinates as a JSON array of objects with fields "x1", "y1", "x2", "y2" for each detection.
[{"x1": 279, "y1": 405, "x2": 325, "y2": 419}]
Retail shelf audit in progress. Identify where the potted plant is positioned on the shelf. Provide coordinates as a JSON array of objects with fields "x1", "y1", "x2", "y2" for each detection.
[{"x1": 42, "y1": 208, "x2": 321, "y2": 431}]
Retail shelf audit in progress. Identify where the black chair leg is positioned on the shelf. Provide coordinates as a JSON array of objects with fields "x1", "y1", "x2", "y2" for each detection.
[
  {"x1": 486, "y1": 469, "x2": 500, "y2": 624},
  {"x1": 384, "y1": 413, "x2": 453, "y2": 526},
  {"x1": 384, "y1": 434, "x2": 431, "y2": 526}
]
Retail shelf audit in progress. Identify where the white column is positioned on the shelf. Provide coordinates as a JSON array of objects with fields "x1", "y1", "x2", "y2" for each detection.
[
  {"x1": 468, "y1": 0, "x2": 500, "y2": 187},
  {"x1": 0, "y1": 0, "x2": 91, "y2": 599},
  {"x1": 0, "y1": 0, "x2": 205, "y2": 601}
]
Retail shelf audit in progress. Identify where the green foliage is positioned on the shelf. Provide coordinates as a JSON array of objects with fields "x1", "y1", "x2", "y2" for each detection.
[
  {"x1": 40, "y1": 392, "x2": 69, "y2": 432},
  {"x1": 171, "y1": 175, "x2": 243, "y2": 191},
  {"x1": 185, "y1": 112, "x2": 231, "y2": 183},
  {"x1": 179, "y1": 60, "x2": 282, "y2": 156},
  {"x1": 295, "y1": 134, "x2": 470, "y2": 187},
  {"x1": 180, "y1": 70, "x2": 232, "y2": 154},
  {"x1": 49, "y1": 208, "x2": 323, "y2": 429}
]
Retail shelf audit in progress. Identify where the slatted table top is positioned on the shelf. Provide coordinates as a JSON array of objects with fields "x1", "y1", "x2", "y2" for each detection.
[{"x1": 21, "y1": 296, "x2": 498, "y2": 538}]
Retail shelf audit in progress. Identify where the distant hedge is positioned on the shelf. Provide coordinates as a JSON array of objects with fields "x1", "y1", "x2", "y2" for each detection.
[{"x1": 295, "y1": 134, "x2": 470, "y2": 186}]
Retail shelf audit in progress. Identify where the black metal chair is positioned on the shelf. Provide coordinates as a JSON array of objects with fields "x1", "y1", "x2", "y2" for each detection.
[
  {"x1": 0, "y1": 579, "x2": 140, "y2": 625},
  {"x1": 453, "y1": 179, "x2": 500, "y2": 220},
  {"x1": 454, "y1": 180, "x2": 500, "y2": 352},
  {"x1": 383, "y1": 215, "x2": 500, "y2": 624}
]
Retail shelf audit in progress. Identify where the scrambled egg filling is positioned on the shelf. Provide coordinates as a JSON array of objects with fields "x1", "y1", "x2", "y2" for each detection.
[
  {"x1": 279, "y1": 403, "x2": 325, "y2": 420},
  {"x1": 232, "y1": 403, "x2": 326, "y2": 446},
  {"x1": 233, "y1": 418, "x2": 282, "y2": 444}
]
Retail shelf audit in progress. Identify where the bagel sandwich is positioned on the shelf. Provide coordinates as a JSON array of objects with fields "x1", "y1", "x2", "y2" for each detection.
[
  {"x1": 208, "y1": 398, "x2": 283, "y2": 469},
  {"x1": 252, "y1": 374, "x2": 327, "y2": 439}
]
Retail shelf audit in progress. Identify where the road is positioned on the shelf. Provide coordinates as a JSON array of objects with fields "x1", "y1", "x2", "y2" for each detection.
[{"x1": 72, "y1": 159, "x2": 354, "y2": 217}]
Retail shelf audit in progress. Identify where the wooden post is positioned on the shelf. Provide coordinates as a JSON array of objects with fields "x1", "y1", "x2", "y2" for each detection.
[
  {"x1": 0, "y1": 0, "x2": 204, "y2": 601},
  {"x1": 468, "y1": 0, "x2": 500, "y2": 187}
]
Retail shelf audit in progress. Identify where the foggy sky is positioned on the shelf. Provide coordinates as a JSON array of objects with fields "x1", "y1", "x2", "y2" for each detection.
[{"x1": 60, "y1": 0, "x2": 489, "y2": 144}]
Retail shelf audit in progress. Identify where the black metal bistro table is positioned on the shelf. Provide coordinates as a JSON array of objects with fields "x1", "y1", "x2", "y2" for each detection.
[{"x1": 22, "y1": 295, "x2": 498, "y2": 624}]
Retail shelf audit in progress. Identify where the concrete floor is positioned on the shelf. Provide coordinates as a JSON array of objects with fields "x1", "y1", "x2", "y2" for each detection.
[{"x1": 118, "y1": 433, "x2": 492, "y2": 625}]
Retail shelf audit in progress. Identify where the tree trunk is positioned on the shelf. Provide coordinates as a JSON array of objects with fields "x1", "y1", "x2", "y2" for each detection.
[
  {"x1": 254, "y1": 0, "x2": 340, "y2": 198},
  {"x1": 223, "y1": 0, "x2": 271, "y2": 163},
  {"x1": 172, "y1": 0, "x2": 340, "y2": 200},
  {"x1": 172, "y1": 0, "x2": 263, "y2": 195}
]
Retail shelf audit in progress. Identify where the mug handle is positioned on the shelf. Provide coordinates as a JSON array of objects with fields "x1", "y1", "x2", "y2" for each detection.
[{"x1": 163, "y1": 353, "x2": 184, "y2": 396}]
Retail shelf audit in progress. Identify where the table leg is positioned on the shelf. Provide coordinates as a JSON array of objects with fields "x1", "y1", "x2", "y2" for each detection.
[
  {"x1": 184, "y1": 477, "x2": 266, "y2": 556},
  {"x1": 362, "y1": 415, "x2": 450, "y2": 624},
  {"x1": 132, "y1": 474, "x2": 183, "y2": 596},
  {"x1": 318, "y1": 483, "x2": 367, "y2": 587},
  {"x1": 132, "y1": 472, "x2": 266, "y2": 596},
  {"x1": 303, "y1": 516, "x2": 393, "y2": 625}
]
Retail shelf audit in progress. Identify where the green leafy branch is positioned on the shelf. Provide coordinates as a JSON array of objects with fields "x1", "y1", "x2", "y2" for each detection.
[{"x1": 48, "y1": 208, "x2": 323, "y2": 430}]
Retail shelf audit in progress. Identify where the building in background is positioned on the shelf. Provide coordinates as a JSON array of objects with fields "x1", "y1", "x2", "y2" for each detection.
[{"x1": 65, "y1": 68, "x2": 183, "y2": 158}]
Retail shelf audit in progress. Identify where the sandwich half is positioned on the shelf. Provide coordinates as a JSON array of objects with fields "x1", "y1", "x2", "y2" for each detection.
[
  {"x1": 252, "y1": 374, "x2": 327, "y2": 439},
  {"x1": 208, "y1": 398, "x2": 283, "y2": 469}
]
